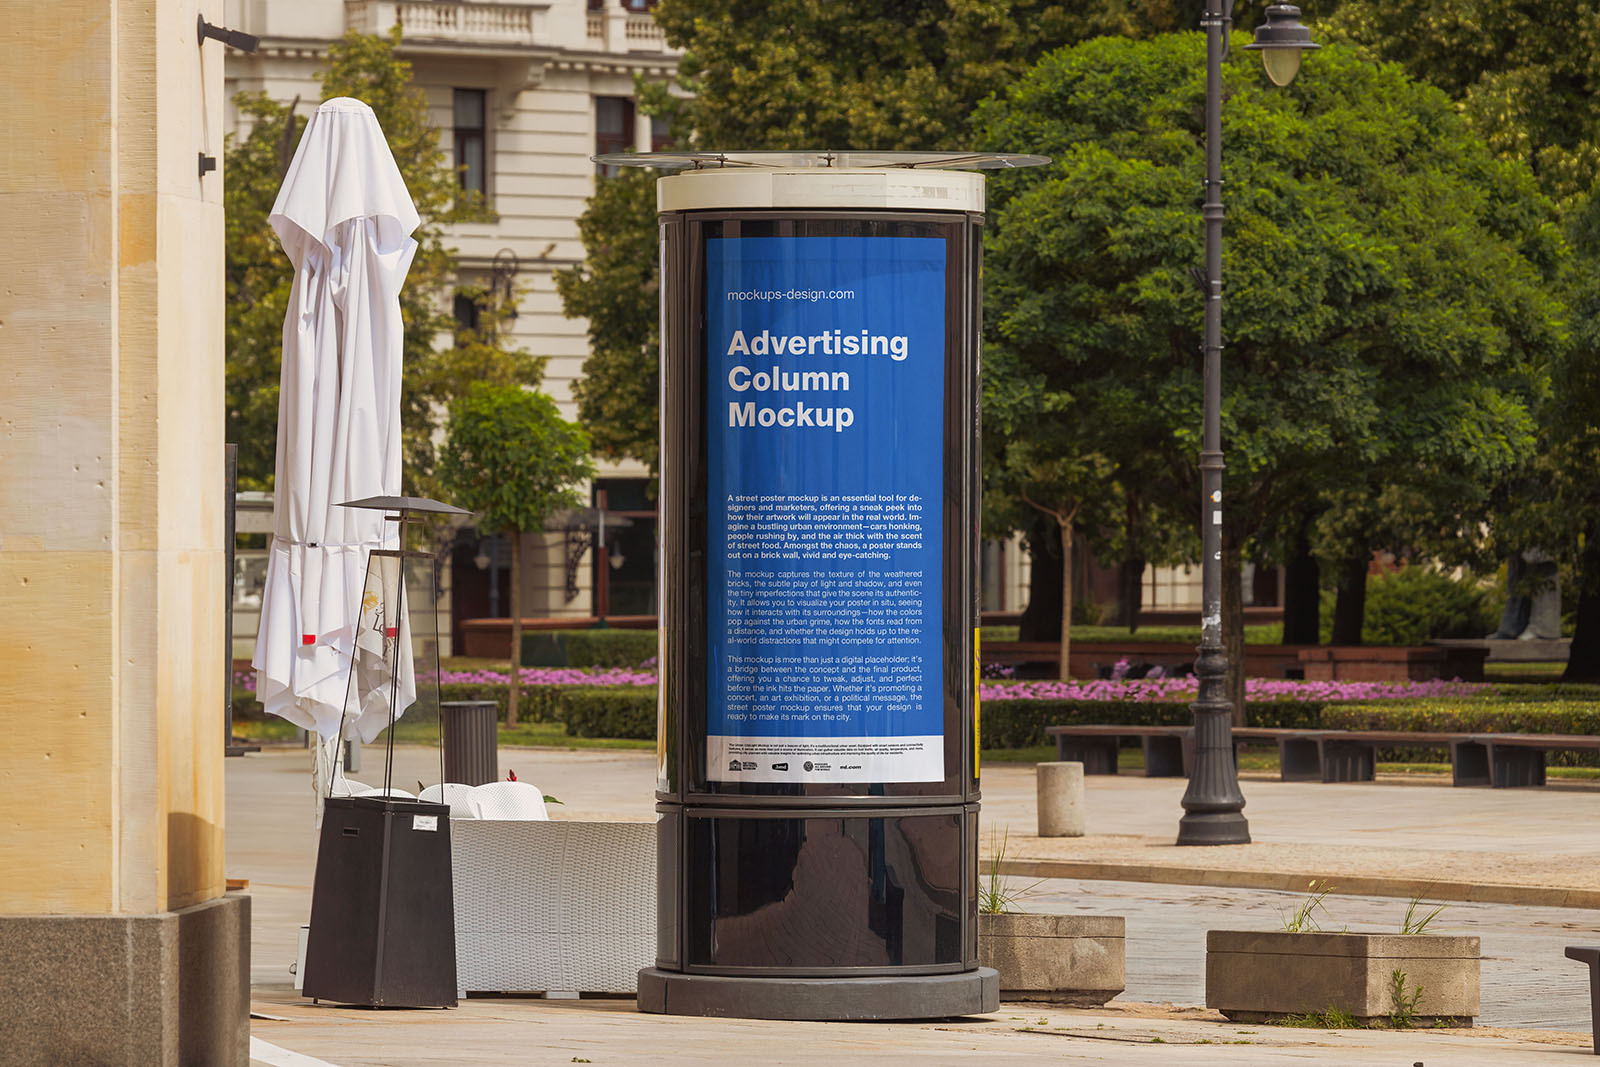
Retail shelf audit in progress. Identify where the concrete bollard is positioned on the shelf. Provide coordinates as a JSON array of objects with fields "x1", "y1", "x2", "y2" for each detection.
[{"x1": 1037, "y1": 761, "x2": 1086, "y2": 837}]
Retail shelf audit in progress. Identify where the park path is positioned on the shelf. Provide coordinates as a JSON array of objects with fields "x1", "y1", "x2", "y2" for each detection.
[{"x1": 231, "y1": 744, "x2": 1600, "y2": 1040}]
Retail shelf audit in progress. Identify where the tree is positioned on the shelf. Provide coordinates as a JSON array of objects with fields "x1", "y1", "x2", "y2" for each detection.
[
  {"x1": 439, "y1": 384, "x2": 594, "y2": 724},
  {"x1": 1327, "y1": 0, "x2": 1600, "y2": 671},
  {"x1": 977, "y1": 36, "x2": 1566, "y2": 718},
  {"x1": 224, "y1": 29, "x2": 541, "y2": 494},
  {"x1": 558, "y1": 0, "x2": 1219, "y2": 475},
  {"x1": 553, "y1": 168, "x2": 660, "y2": 472},
  {"x1": 1325, "y1": 0, "x2": 1600, "y2": 208}
]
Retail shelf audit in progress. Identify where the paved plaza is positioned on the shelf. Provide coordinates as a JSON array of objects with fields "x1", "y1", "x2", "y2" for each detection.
[{"x1": 237, "y1": 744, "x2": 1600, "y2": 1064}]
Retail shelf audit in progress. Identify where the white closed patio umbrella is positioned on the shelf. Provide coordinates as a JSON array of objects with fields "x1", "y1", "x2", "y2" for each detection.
[{"x1": 252, "y1": 97, "x2": 420, "y2": 777}]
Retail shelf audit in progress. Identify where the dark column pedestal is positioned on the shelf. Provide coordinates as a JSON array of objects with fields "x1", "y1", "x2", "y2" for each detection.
[
  {"x1": 0, "y1": 892, "x2": 251, "y2": 1066},
  {"x1": 638, "y1": 966, "x2": 998, "y2": 1020}
]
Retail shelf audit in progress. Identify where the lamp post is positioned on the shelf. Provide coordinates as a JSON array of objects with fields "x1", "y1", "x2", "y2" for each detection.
[{"x1": 1178, "y1": 3, "x2": 1317, "y2": 846}]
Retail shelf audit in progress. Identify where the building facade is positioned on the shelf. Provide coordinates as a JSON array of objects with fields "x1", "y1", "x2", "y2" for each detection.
[{"x1": 224, "y1": 0, "x2": 679, "y2": 652}]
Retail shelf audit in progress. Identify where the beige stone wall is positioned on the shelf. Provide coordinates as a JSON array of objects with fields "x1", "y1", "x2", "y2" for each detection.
[{"x1": 0, "y1": 0, "x2": 226, "y2": 915}]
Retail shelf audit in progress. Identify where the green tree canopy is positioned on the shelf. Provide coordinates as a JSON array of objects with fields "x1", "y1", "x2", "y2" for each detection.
[
  {"x1": 977, "y1": 35, "x2": 1566, "y2": 711},
  {"x1": 559, "y1": 0, "x2": 1230, "y2": 475},
  {"x1": 1325, "y1": 0, "x2": 1600, "y2": 207},
  {"x1": 553, "y1": 168, "x2": 660, "y2": 472},
  {"x1": 439, "y1": 383, "x2": 594, "y2": 722},
  {"x1": 224, "y1": 29, "x2": 541, "y2": 494},
  {"x1": 1326, "y1": 0, "x2": 1600, "y2": 674}
]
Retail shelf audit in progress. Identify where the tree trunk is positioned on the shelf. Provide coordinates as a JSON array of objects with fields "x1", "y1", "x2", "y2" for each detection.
[
  {"x1": 1563, "y1": 531, "x2": 1600, "y2": 682},
  {"x1": 1018, "y1": 516, "x2": 1061, "y2": 644},
  {"x1": 507, "y1": 531, "x2": 522, "y2": 727},
  {"x1": 1331, "y1": 552, "x2": 1368, "y2": 646},
  {"x1": 1119, "y1": 492, "x2": 1145, "y2": 632},
  {"x1": 1221, "y1": 534, "x2": 1246, "y2": 727},
  {"x1": 1281, "y1": 521, "x2": 1320, "y2": 645},
  {"x1": 1058, "y1": 520, "x2": 1074, "y2": 681}
]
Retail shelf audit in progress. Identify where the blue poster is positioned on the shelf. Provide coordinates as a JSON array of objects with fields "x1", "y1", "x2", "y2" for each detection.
[{"x1": 706, "y1": 235, "x2": 945, "y2": 783}]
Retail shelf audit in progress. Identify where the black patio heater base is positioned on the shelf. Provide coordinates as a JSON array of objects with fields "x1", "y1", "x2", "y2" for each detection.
[
  {"x1": 637, "y1": 967, "x2": 999, "y2": 1021},
  {"x1": 302, "y1": 796, "x2": 458, "y2": 1008}
]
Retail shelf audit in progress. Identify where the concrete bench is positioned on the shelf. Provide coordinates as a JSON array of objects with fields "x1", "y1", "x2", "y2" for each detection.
[
  {"x1": 1047, "y1": 725, "x2": 1345, "y2": 779},
  {"x1": 1228, "y1": 728, "x2": 1593, "y2": 787},
  {"x1": 1451, "y1": 733, "x2": 1600, "y2": 788},
  {"x1": 1566, "y1": 946, "x2": 1600, "y2": 1054},
  {"x1": 1045, "y1": 724, "x2": 1600, "y2": 787},
  {"x1": 1046, "y1": 724, "x2": 1193, "y2": 776}
]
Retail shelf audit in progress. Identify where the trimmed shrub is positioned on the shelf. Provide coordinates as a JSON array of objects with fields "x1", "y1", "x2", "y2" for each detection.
[
  {"x1": 979, "y1": 698, "x2": 1339, "y2": 749},
  {"x1": 560, "y1": 686, "x2": 657, "y2": 739},
  {"x1": 1322, "y1": 696, "x2": 1600, "y2": 766},
  {"x1": 439, "y1": 682, "x2": 565, "y2": 723},
  {"x1": 520, "y1": 628, "x2": 657, "y2": 668},
  {"x1": 1322, "y1": 698, "x2": 1600, "y2": 735},
  {"x1": 1320, "y1": 566, "x2": 1498, "y2": 645}
]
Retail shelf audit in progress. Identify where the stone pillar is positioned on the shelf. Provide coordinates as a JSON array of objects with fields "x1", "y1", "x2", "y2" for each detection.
[
  {"x1": 0, "y1": 1, "x2": 249, "y2": 1063},
  {"x1": 1037, "y1": 762, "x2": 1086, "y2": 837}
]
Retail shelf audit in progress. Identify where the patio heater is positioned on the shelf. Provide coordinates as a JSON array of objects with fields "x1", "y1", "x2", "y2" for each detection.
[
  {"x1": 620, "y1": 151, "x2": 1046, "y2": 1020},
  {"x1": 301, "y1": 494, "x2": 470, "y2": 1009}
]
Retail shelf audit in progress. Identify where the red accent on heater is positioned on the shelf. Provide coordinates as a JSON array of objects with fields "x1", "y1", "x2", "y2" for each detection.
[{"x1": 302, "y1": 634, "x2": 315, "y2": 645}]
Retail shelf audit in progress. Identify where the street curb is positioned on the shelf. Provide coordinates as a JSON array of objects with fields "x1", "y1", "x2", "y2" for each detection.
[{"x1": 995, "y1": 859, "x2": 1600, "y2": 910}]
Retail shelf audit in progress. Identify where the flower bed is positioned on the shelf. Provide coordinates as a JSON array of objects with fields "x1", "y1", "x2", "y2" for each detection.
[{"x1": 980, "y1": 673, "x2": 1492, "y2": 705}]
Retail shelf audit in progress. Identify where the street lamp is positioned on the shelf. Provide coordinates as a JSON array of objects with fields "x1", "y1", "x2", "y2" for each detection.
[{"x1": 1178, "y1": 2, "x2": 1317, "y2": 846}]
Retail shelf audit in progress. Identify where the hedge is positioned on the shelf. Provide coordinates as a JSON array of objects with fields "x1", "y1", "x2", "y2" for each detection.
[
  {"x1": 1321, "y1": 698, "x2": 1600, "y2": 766},
  {"x1": 519, "y1": 628, "x2": 657, "y2": 669},
  {"x1": 439, "y1": 682, "x2": 568, "y2": 723},
  {"x1": 560, "y1": 686, "x2": 657, "y2": 739},
  {"x1": 977, "y1": 698, "x2": 1341, "y2": 749}
]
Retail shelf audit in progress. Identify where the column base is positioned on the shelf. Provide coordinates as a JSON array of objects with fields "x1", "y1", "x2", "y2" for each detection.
[
  {"x1": 0, "y1": 892, "x2": 251, "y2": 1066},
  {"x1": 637, "y1": 967, "x2": 998, "y2": 1020},
  {"x1": 1176, "y1": 810, "x2": 1251, "y2": 846}
]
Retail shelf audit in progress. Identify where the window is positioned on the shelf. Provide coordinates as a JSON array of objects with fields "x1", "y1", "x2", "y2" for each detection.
[
  {"x1": 454, "y1": 88, "x2": 487, "y2": 197},
  {"x1": 650, "y1": 115, "x2": 672, "y2": 152},
  {"x1": 595, "y1": 96, "x2": 636, "y2": 176},
  {"x1": 453, "y1": 290, "x2": 482, "y2": 345}
]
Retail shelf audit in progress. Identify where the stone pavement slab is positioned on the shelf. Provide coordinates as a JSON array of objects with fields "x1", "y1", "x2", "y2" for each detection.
[
  {"x1": 979, "y1": 764, "x2": 1600, "y2": 906},
  {"x1": 229, "y1": 742, "x2": 1600, "y2": 1062},
  {"x1": 247, "y1": 992, "x2": 1591, "y2": 1066},
  {"x1": 1023, "y1": 878, "x2": 1600, "y2": 1030}
]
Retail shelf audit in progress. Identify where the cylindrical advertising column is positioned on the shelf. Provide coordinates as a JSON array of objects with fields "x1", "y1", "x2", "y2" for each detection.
[{"x1": 641, "y1": 156, "x2": 1024, "y2": 1021}]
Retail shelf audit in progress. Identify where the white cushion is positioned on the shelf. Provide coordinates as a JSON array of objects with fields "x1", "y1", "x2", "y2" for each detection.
[
  {"x1": 468, "y1": 780, "x2": 550, "y2": 821},
  {"x1": 419, "y1": 782, "x2": 483, "y2": 819}
]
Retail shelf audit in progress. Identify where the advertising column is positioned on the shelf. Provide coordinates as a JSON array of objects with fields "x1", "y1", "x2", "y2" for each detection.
[
  {"x1": 640, "y1": 156, "x2": 1046, "y2": 1022},
  {"x1": 706, "y1": 235, "x2": 945, "y2": 785}
]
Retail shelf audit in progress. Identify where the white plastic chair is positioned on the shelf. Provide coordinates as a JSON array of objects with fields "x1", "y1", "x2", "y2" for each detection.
[
  {"x1": 467, "y1": 780, "x2": 550, "y2": 821},
  {"x1": 418, "y1": 782, "x2": 482, "y2": 819}
]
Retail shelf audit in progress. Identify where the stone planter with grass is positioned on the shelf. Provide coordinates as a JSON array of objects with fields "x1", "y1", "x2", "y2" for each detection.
[
  {"x1": 1205, "y1": 930, "x2": 1480, "y2": 1025},
  {"x1": 978, "y1": 913, "x2": 1125, "y2": 1005},
  {"x1": 977, "y1": 828, "x2": 1125, "y2": 1004}
]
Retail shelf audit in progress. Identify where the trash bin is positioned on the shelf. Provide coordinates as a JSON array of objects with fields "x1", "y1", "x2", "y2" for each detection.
[{"x1": 442, "y1": 700, "x2": 499, "y2": 785}]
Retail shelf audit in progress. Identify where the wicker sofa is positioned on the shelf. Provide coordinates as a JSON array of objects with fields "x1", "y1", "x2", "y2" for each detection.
[{"x1": 450, "y1": 819, "x2": 656, "y2": 995}]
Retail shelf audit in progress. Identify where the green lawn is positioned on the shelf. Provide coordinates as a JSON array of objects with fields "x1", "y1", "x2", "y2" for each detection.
[
  {"x1": 231, "y1": 715, "x2": 653, "y2": 752},
  {"x1": 1484, "y1": 661, "x2": 1567, "y2": 682}
]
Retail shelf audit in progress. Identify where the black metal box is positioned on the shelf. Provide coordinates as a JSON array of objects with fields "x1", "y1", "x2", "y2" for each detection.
[{"x1": 302, "y1": 795, "x2": 458, "y2": 1007}]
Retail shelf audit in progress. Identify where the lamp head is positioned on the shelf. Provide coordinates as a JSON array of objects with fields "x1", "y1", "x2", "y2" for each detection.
[{"x1": 1245, "y1": 4, "x2": 1319, "y2": 86}]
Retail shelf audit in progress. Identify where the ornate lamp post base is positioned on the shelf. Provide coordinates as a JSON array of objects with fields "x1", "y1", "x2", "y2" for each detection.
[
  {"x1": 1178, "y1": 810, "x2": 1252, "y2": 846},
  {"x1": 1178, "y1": 647, "x2": 1250, "y2": 845}
]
